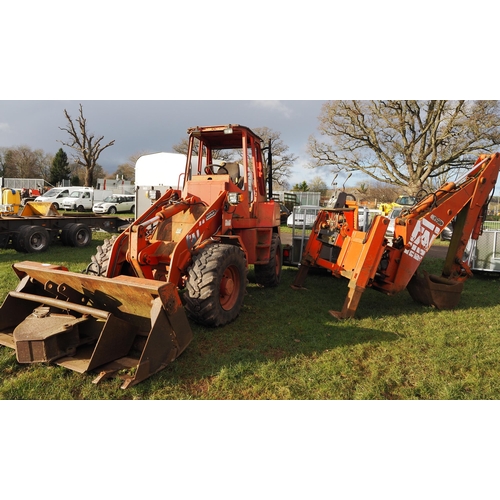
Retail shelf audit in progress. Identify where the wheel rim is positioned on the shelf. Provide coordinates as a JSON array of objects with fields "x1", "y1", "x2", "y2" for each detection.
[
  {"x1": 219, "y1": 265, "x2": 240, "y2": 310},
  {"x1": 29, "y1": 232, "x2": 45, "y2": 250},
  {"x1": 75, "y1": 228, "x2": 90, "y2": 245}
]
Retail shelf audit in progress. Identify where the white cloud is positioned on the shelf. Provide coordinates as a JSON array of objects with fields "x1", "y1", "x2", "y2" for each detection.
[{"x1": 251, "y1": 100, "x2": 293, "y2": 119}]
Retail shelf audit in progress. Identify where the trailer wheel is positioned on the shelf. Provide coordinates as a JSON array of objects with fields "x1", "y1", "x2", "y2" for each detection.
[
  {"x1": 68, "y1": 223, "x2": 92, "y2": 248},
  {"x1": 61, "y1": 223, "x2": 75, "y2": 246},
  {"x1": 254, "y1": 233, "x2": 282, "y2": 287},
  {"x1": 17, "y1": 225, "x2": 50, "y2": 253},
  {"x1": 13, "y1": 225, "x2": 31, "y2": 252},
  {"x1": 185, "y1": 244, "x2": 247, "y2": 327}
]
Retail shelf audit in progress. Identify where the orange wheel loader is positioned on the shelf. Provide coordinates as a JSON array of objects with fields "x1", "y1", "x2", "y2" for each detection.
[{"x1": 0, "y1": 125, "x2": 282, "y2": 388}]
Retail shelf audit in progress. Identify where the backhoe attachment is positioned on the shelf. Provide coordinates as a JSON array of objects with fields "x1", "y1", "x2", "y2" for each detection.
[
  {"x1": 292, "y1": 153, "x2": 500, "y2": 319},
  {"x1": 0, "y1": 262, "x2": 193, "y2": 389}
]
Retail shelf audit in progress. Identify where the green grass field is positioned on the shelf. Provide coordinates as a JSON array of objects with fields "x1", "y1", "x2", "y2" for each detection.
[{"x1": 0, "y1": 229, "x2": 499, "y2": 400}]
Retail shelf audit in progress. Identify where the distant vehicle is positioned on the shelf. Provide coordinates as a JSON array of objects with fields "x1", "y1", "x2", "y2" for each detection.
[
  {"x1": 394, "y1": 195, "x2": 417, "y2": 206},
  {"x1": 386, "y1": 206, "x2": 454, "y2": 241},
  {"x1": 385, "y1": 207, "x2": 403, "y2": 238},
  {"x1": 440, "y1": 223, "x2": 454, "y2": 241},
  {"x1": 280, "y1": 204, "x2": 290, "y2": 224},
  {"x1": 379, "y1": 195, "x2": 417, "y2": 216},
  {"x1": 34, "y1": 187, "x2": 71, "y2": 210},
  {"x1": 93, "y1": 194, "x2": 135, "y2": 214},
  {"x1": 135, "y1": 152, "x2": 187, "y2": 218},
  {"x1": 287, "y1": 205, "x2": 321, "y2": 229},
  {"x1": 61, "y1": 187, "x2": 112, "y2": 212},
  {"x1": 358, "y1": 208, "x2": 383, "y2": 231}
]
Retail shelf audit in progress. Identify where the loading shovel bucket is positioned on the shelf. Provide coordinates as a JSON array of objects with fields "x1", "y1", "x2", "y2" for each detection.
[
  {"x1": 0, "y1": 262, "x2": 193, "y2": 389},
  {"x1": 407, "y1": 270, "x2": 464, "y2": 310}
]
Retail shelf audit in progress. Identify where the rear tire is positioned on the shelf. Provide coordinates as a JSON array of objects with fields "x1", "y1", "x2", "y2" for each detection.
[
  {"x1": 184, "y1": 244, "x2": 247, "y2": 327},
  {"x1": 254, "y1": 233, "x2": 282, "y2": 287}
]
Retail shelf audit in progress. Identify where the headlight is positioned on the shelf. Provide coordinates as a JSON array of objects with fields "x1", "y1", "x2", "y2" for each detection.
[{"x1": 227, "y1": 192, "x2": 242, "y2": 205}]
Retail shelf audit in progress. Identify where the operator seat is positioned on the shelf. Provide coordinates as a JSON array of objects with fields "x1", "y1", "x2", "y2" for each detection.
[{"x1": 220, "y1": 162, "x2": 243, "y2": 189}]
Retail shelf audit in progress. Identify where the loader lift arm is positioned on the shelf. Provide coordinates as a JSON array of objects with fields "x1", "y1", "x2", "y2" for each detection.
[{"x1": 293, "y1": 153, "x2": 500, "y2": 318}]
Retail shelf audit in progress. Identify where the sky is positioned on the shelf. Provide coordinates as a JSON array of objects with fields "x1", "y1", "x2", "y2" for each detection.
[{"x1": 0, "y1": 100, "x2": 336, "y2": 188}]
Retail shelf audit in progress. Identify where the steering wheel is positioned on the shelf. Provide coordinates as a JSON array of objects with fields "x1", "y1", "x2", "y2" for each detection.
[
  {"x1": 217, "y1": 166, "x2": 228, "y2": 175},
  {"x1": 205, "y1": 164, "x2": 217, "y2": 175}
]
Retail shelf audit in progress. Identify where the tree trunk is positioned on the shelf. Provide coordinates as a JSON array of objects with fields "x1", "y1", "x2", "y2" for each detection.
[
  {"x1": 85, "y1": 166, "x2": 93, "y2": 187},
  {"x1": 407, "y1": 182, "x2": 423, "y2": 196}
]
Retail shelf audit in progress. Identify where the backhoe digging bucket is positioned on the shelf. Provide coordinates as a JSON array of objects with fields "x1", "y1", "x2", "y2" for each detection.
[
  {"x1": 406, "y1": 270, "x2": 464, "y2": 310},
  {"x1": 0, "y1": 262, "x2": 193, "y2": 389}
]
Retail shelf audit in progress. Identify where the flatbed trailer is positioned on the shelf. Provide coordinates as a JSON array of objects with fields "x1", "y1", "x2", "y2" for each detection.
[{"x1": 0, "y1": 208, "x2": 130, "y2": 253}]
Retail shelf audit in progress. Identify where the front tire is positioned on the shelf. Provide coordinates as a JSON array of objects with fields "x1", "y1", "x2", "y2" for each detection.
[
  {"x1": 86, "y1": 236, "x2": 117, "y2": 276},
  {"x1": 184, "y1": 244, "x2": 247, "y2": 327},
  {"x1": 254, "y1": 233, "x2": 282, "y2": 287}
]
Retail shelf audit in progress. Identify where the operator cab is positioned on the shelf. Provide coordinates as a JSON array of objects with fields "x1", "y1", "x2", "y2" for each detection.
[{"x1": 183, "y1": 124, "x2": 268, "y2": 208}]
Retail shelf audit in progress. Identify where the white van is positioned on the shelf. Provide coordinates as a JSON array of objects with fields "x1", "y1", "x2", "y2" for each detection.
[
  {"x1": 287, "y1": 205, "x2": 321, "y2": 229},
  {"x1": 61, "y1": 187, "x2": 113, "y2": 212},
  {"x1": 135, "y1": 152, "x2": 187, "y2": 217},
  {"x1": 34, "y1": 187, "x2": 71, "y2": 210}
]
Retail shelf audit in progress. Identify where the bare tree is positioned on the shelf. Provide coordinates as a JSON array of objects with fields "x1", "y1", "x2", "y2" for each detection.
[
  {"x1": 308, "y1": 175, "x2": 328, "y2": 194},
  {"x1": 368, "y1": 181, "x2": 402, "y2": 204},
  {"x1": 113, "y1": 163, "x2": 136, "y2": 182},
  {"x1": 172, "y1": 137, "x2": 234, "y2": 162},
  {"x1": 252, "y1": 127, "x2": 297, "y2": 187},
  {"x1": 111, "y1": 151, "x2": 149, "y2": 182},
  {"x1": 59, "y1": 104, "x2": 115, "y2": 187},
  {"x1": 308, "y1": 100, "x2": 500, "y2": 195},
  {"x1": 0, "y1": 146, "x2": 52, "y2": 179},
  {"x1": 70, "y1": 162, "x2": 106, "y2": 186}
]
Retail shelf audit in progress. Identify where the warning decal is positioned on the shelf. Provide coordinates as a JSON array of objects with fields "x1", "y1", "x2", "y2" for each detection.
[{"x1": 404, "y1": 218, "x2": 441, "y2": 262}]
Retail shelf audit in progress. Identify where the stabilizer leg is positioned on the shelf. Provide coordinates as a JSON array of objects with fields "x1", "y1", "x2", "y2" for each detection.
[{"x1": 329, "y1": 283, "x2": 365, "y2": 320}]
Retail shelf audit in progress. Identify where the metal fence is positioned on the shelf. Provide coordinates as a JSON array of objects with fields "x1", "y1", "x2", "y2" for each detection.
[{"x1": 1, "y1": 178, "x2": 44, "y2": 190}]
